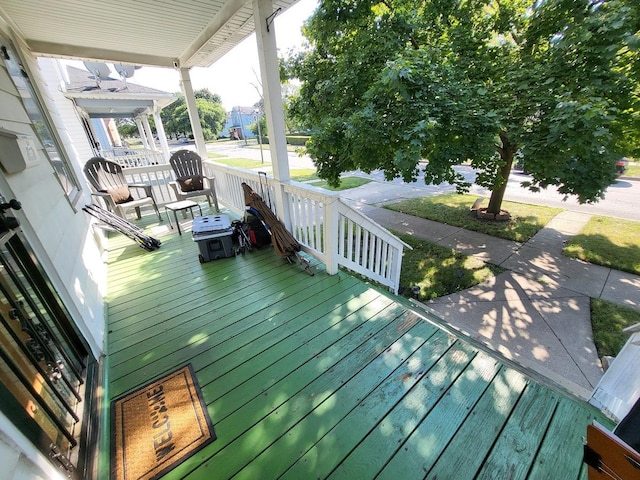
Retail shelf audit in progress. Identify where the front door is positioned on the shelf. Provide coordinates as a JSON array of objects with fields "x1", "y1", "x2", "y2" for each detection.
[{"x1": 0, "y1": 199, "x2": 97, "y2": 479}]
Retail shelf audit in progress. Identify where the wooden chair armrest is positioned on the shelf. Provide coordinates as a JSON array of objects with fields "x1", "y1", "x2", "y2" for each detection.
[{"x1": 585, "y1": 422, "x2": 640, "y2": 479}]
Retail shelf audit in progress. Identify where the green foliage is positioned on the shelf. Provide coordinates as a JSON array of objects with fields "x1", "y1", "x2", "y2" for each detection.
[
  {"x1": 160, "y1": 88, "x2": 225, "y2": 140},
  {"x1": 116, "y1": 120, "x2": 138, "y2": 139},
  {"x1": 249, "y1": 115, "x2": 268, "y2": 140},
  {"x1": 564, "y1": 215, "x2": 640, "y2": 274},
  {"x1": 385, "y1": 194, "x2": 562, "y2": 242},
  {"x1": 288, "y1": 0, "x2": 640, "y2": 210},
  {"x1": 590, "y1": 299, "x2": 640, "y2": 357}
]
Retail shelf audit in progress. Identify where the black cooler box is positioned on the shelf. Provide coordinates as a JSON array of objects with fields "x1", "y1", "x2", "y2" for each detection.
[{"x1": 192, "y1": 215, "x2": 234, "y2": 263}]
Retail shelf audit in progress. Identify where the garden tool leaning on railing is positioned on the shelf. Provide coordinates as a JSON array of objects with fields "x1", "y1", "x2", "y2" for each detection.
[{"x1": 241, "y1": 182, "x2": 313, "y2": 275}]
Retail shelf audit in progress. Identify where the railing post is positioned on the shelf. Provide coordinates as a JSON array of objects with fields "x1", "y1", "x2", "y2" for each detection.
[
  {"x1": 323, "y1": 195, "x2": 340, "y2": 275},
  {"x1": 274, "y1": 181, "x2": 292, "y2": 231},
  {"x1": 390, "y1": 247, "x2": 402, "y2": 295}
]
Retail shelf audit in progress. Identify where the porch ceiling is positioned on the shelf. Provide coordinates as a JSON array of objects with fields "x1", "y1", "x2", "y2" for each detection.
[{"x1": 0, "y1": 0, "x2": 299, "y2": 69}]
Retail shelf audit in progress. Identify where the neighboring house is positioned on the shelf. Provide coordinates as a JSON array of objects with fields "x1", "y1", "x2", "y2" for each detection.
[
  {"x1": 62, "y1": 65, "x2": 177, "y2": 160},
  {"x1": 223, "y1": 105, "x2": 260, "y2": 140}
]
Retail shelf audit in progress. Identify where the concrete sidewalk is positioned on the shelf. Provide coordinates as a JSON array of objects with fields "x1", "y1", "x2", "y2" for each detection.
[{"x1": 356, "y1": 203, "x2": 640, "y2": 399}]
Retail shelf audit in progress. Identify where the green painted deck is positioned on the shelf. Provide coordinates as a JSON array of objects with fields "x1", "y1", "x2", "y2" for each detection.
[{"x1": 102, "y1": 211, "x2": 612, "y2": 479}]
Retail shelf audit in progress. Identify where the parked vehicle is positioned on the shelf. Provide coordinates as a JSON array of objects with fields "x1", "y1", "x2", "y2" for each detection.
[{"x1": 617, "y1": 157, "x2": 629, "y2": 176}]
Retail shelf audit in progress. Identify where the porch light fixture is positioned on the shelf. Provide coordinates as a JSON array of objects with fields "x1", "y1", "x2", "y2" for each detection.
[{"x1": 265, "y1": 7, "x2": 281, "y2": 32}]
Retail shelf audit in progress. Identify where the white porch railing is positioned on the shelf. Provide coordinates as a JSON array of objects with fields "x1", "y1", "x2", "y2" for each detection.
[
  {"x1": 102, "y1": 148, "x2": 166, "y2": 167},
  {"x1": 121, "y1": 160, "x2": 409, "y2": 294}
]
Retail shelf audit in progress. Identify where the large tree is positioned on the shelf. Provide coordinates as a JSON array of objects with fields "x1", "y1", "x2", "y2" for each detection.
[
  {"x1": 161, "y1": 88, "x2": 226, "y2": 140},
  {"x1": 288, "y1": 0, "x2": 640, "y2": 214}
]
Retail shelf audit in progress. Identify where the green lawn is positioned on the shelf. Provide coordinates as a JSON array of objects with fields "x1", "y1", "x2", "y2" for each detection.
[
  {"x1": 590, "y1": 299, "x2": 640, "y2": 357},
  {"x1": 564, "y1": 216, "x2": 640, "y2": 275},
  {"x1": 210, "y1": 157, "x2": 271, "y2": 169},
  {"x1": 625, "y1": 162, "x2": 640, "y2": 177},
  {"x1": 308, "y1": 176, "x2": 372, "y2": 191},
  {"x1": 290, "y1": 169, "x2": 319, "y2": 181},
  {"x1": 384, "y1": 193, "x2": 562, "y2": 242}
]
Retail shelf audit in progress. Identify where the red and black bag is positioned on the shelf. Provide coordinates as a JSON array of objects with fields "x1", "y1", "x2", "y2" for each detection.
[{"x1": 246, "y1": 214, "x2": 271, "y2": 247}]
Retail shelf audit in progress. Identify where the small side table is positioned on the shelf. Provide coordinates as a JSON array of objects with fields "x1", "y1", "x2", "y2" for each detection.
[{"x1": 165, "y1": 200, "x2": 202, "y2": 235}]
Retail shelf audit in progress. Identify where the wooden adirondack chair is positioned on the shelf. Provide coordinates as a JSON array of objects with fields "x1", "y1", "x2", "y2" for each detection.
[
  {"x1": 169, "y1": 150, "x2": 219, "y2": 211},
  {"x1": 585, "y1": 397, "x2": 640, "y2": 479},
  {"x1": 83, "y1": 157, "x2": 161, "y2": 221}
]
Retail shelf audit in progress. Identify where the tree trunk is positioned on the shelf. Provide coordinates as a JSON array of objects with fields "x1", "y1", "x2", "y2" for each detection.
[{"x1": 487, "y1": 131, "x2": 518, "y2": 215}]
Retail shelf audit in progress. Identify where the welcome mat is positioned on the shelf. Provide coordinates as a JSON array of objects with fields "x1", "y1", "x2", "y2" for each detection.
[{"x1": 111, "y1": 364, "x2": 216, "y2": 480}]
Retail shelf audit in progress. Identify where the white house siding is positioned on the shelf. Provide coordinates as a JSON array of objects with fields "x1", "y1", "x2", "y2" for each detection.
[
  {"x1": 0, "y1": 28, "x2": 106, "y2": 480},
  {"x1": 0, "y1": 37, "x2": 106, "y2": 358},
  {"x1": 35, "y1": 57, "x2": 108, "y2": 357}
]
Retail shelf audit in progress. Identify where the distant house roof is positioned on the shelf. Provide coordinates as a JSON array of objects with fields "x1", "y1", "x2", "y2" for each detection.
[
  {"x1": 63, "y1": 66, "x2": 177, "y2": 118},
  {"x1": 231, "y1": 105, "x2": 260, "y2": 115}
]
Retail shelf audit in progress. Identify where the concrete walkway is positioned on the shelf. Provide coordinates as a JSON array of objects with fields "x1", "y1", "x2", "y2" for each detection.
[{"x1": 354, "y1": 203, "x2": 640, "y2": 399}]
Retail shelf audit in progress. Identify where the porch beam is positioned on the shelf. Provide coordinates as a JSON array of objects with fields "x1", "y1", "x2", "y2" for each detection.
[
  {"x1": 26, "y1": 41, "x2": 179, "y2": 69},
  {"x1": 253, "y1": 0, "x2": 291, "y2": 228},
  {"x1": 179, "y1": 68, "x2": 207, "y2": 159}
]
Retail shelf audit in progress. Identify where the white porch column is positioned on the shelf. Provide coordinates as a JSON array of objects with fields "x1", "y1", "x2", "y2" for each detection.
[
  {"x1": 153, "y1": 110, "x2": 171, "y2": 162},
  {"x1": 135, "y1": 117, "x2": 150, "y2": 149},
  {"x1": 253, "y1": 0, "x2": 291, "y2": 228},
  {"x1": 179, "y1": 68, "x2": 207, "y2": 159},
  {"x1": 142, "y1": 116, "x2": 157, "y2": 151}
]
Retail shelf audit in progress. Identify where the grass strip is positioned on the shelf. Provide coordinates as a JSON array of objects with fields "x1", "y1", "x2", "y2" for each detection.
[
  {"x1": 384, "y1": 193, "x2": 562, "y2": 242},
  {"x1": 591, "y1": 299, "x2": 640, "y2": 357},
  {"x1": 308, "y1": 176, "x2": 372, "y2": 191},
  {"x1": 564, "y1": 216, "x2": 640, "y2": 275}
]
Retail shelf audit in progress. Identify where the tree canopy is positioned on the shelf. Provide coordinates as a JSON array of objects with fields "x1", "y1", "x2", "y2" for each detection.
[
  {"x1": 161, "y1": 88, "x2": 226, "y2": 141},
  {"x1": 287, "y1": 0, "x2": 640, "y2": 213}
]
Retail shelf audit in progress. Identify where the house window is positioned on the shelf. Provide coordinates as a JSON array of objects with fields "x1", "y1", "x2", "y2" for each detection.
[{"x1": 0, "y1": 37, "x2": 82, "y2": 206}]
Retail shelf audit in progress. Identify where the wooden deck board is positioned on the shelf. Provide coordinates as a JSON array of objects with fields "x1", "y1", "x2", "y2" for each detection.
[
  {"x1": 424, "y1": 366, "x2": 528, "y2": 478},
  {"x1": 377, "y1": 351, "x2": 502, "y2": 478},
  {"x1": 103, "y1": 215, "x2": 613, "y2": 480},
  {"x1": 280, "y1": 328, "x2": 452, "y2": 480},
  {"x1": 107, "y1": 252, "x2": 328, "y2": 359},
  {"x1": 191, "y1": 311, "x2": 423, "y2": 479},
  {"x1": 475, "y1": 382, "x2": 559, "y2": 478}
]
